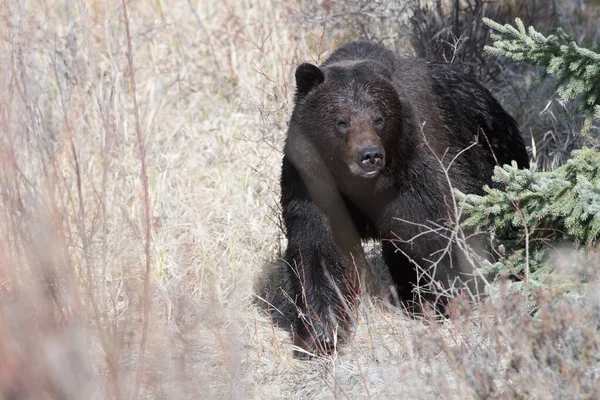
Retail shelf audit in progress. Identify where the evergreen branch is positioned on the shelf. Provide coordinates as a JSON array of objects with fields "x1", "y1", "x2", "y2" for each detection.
[
  {"x1": 456, "y1": 148, "x2": 600, "y2": 284},
  {"x1": 483, "y1": 17, "x2": 600, "y2": 133}
]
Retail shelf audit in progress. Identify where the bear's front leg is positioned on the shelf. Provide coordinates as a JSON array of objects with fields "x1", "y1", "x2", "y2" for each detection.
[
  {"x1": 283, "y1": 230, "x2": 357, "y2": 356},
  {"x1": 280, "y1": 158, "x2": 361, "y2": 356}
]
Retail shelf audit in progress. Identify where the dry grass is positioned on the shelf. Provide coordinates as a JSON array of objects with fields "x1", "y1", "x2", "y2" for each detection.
[{"x1": 0, "y1": 0, "x2": 599, "y2": 399}]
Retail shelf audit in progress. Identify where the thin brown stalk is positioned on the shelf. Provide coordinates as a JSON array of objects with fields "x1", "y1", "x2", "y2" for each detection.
[{"x1": 120, "y1": 1, "x2": 153, "y2": 399}]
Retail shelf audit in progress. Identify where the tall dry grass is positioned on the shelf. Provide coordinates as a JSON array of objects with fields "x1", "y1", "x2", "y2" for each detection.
[{"x1": 0, "y1": 0, "x2": 599, "y2": 399}]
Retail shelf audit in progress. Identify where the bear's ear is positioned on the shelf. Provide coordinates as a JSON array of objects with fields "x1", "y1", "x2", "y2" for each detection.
[{"x1": 295, "y1": 63, "x2": 324, "y2": 96}]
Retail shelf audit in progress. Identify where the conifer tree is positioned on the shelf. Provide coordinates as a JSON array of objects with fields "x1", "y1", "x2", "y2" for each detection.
[
  {"x1": 457, "y1": 19, "x2": 600, "y2": 289},
  {"x1": 457, "y1": 148, "x2": 600, "y2": 285},
  {"x1": 483, "y1": 17, "x2": 600, "y2": 132}
]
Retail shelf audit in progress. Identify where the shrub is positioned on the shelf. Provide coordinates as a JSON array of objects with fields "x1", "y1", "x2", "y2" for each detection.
[{"x1": 457, "y1": 18, "x2": 600, "y2": 299}]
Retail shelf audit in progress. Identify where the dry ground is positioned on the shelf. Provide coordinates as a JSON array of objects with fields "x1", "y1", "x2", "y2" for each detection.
[{"x1": 0, "y1": 1, "x2": 598, "y2": 399}]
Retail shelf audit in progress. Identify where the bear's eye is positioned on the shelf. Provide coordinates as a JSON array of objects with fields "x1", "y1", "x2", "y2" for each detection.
[
  {"x1": 336, "y1": 120, "x2": 349, "y2": 133},
  {"x1": 373, "y1": 116, "x2": 384, "y2": 127}
]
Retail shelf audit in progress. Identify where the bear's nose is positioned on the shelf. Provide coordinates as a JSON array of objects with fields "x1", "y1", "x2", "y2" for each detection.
[{"x1": 358, "y1": 146, "x2": 385, "y2": 168}]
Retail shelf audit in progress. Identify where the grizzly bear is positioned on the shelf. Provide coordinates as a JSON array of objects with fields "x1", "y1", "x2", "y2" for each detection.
[{"x1": 262, "y1": 41, "x2": 528, "y2": 356}]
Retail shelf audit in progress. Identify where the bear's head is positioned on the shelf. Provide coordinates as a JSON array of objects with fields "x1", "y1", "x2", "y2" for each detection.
[{"x1": 291, "y1": 60, "x2": 406, "y2": 180}]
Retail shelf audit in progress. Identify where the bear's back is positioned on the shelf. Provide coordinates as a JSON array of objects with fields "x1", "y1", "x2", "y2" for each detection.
[{"x1": 322, "y1": 42, "x2": 397, "y2": 73}]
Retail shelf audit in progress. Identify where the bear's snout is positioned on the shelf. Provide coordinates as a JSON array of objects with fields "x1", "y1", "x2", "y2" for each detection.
[
  {"x1": 352, "y1": 144, "x2": 385, "y2": 177},
  {"x1": 358, "y1": 146, "x2": 385, "y2": 169},
  {"x1": 345, "y1": 120, "x2": 385, "y2": 178}
]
